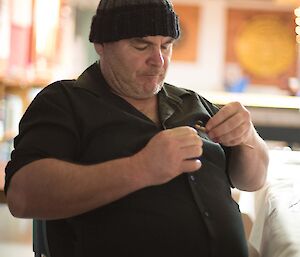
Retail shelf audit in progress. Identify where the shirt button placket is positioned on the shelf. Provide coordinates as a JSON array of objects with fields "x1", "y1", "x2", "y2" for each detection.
[
  {"x1": 190, "y1": 175, "x2": 196, "y2": 183},
  {"x1": 204, "y1": 211, "x2": 210, "y2": 218}
]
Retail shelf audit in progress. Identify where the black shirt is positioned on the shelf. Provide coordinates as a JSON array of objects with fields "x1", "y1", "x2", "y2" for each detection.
[{"x1": 5, "y1": 62, "x2": 248, "y2": 257}]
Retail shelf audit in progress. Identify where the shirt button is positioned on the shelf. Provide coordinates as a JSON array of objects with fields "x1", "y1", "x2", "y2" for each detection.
[
  {"x1": 204, "y1": 211, "x2": 210, "y2": 217},
  {"x1": 190, "y1": 175, "x2": 195, "y2": 181}
]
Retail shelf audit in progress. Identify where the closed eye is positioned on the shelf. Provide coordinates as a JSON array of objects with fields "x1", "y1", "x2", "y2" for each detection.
[
  {"x1": 130, "y1": 38, "x2": 174, "y2": 51},
  {"x1": 134, "y1": 45, "x2": 148, "y2": 51},
  {"x1": 161, "y1": 43, "x2": 172, "y2": 50},
  {"x1": 130, "y1": 38, "x2": 149, "y2": 51}
]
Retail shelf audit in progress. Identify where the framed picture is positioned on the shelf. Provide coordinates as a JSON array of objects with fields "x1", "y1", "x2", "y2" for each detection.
[
  {"x1": 172, "y1": 4, "x2": 201, "y2": 62},
  {"x1": 225, "y1": 8, "x2": 297, "y2": 90}
]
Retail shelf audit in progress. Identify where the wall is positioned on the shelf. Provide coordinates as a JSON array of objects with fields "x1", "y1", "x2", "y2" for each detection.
[
  {"x1": 167, "y1": 0, "x2": 227, "y2": 92},
  {"x1": 69, "y1": 0, "x2": 295, "y2": 93},
  {"x1": 166, "y1": 0, "x2": 295, "y2": 93}
]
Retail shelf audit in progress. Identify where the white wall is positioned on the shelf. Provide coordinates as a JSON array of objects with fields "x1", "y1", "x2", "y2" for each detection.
[
  {"x1": 166, "y1": 0, "x2": 295, "y2": 93},
  {"x1": 167, "y1": 0, "x2": 227, "y2": 92}
]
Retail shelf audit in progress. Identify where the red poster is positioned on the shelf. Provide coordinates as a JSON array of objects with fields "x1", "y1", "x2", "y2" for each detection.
[{"x1": 7, "y1": 0, "x2": 33, "y2": 78}]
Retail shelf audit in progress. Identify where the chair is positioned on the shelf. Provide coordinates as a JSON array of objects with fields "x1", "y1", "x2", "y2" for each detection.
[{"x1": 33, "y1": 219, "x2": 51, "y2": 257}]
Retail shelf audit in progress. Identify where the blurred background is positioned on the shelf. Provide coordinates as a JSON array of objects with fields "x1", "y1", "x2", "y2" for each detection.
[{"x1": 0, "y1": 0, "x2": 300, "y2": 256}]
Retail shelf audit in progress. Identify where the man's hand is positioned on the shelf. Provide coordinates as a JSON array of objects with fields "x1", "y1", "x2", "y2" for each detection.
[
  {"x1": 131, "y1": 126, "x2": 203, "y2": 186},
  {"x1": 205, "y1": 102, "x2": 255, "y2": 147},
  {"x1": 204, "y1": 101, "x2": 269, "y2": 191}
]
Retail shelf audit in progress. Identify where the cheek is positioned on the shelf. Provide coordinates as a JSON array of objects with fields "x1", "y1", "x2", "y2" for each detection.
[
  {"x1": 116, "y1": 60, "x2": 141, "y2": 84},
  {"x1": 123, "y1": 58, "x2": 144, "y2": 76},
  {"x1": 165, "y1": 54, "x2": 172, "y2": 65},
  {"x1": 113, "y1": 55, "x2": 134, "y2": 72},
  {"x1": 163, "y1": 60, "x2": 169, "y2": 70},
  {"x1": 121, "y1": 60, "x2": 139, "y2": 77}
]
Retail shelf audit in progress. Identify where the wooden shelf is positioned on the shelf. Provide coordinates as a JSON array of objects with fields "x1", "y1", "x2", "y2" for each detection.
[
  {"x1": 200, "y1": 91, "x2": 300, "y2": 110},
  {"x1": 0, "y1": 131, "x2": 17, "y2": 143},
  {"x1": 0, "y1": 77, "x2": 49, "y2": 88},
  {"x1": 0, "y1": 161, "x2": 6, "y2": 203}
]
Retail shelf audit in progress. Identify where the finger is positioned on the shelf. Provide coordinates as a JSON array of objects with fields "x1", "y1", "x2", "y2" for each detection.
[
  {"x1": 177, "y1": 133, "x2": 203, "y2": 149},
  {"x1": 206, "y1": 102, "x2": 243, "y2": 131},
  {"x1": 222, "y1": 134, "x2": 248, "y2": 147},
  {"x1": 182, "y1": 145, "x2": 203, "y2": 160},
  {"x1": 181, "y1": 159, "x2": 202, "y2": 172},
  {"x1": 169, "y1": 126, "x2": 198, "y2": 136},
  {"x1": 227, "y1": 136, "x2": 246, "y2": 147},
  {"x1": 164, "y1": 127, "x2": 201, "y2": 148},
  {"x1": 208, "y1": 112, "x2": 246, "y2": 140},
  {"x1": 214, "y1": 123, "x2": 250, "y2": 145}
]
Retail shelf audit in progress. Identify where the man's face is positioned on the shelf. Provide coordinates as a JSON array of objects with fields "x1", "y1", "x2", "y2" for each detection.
[{"x1": 96, "y1": 36, "x2": 175, "y2": 100}]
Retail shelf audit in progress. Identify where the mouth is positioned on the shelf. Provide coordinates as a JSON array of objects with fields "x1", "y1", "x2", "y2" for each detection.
[
  {"x1": 142, "y1": 69, "x2": 163, "y2": 77},
  {"x1": 143, "y1": 74, "x2": 161, "y2": 77}
]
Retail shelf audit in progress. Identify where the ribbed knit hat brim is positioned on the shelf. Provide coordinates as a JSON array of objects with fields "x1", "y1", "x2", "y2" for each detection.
[{"x1": 89, "y1": 0, "x2": 180, "y2": 43}]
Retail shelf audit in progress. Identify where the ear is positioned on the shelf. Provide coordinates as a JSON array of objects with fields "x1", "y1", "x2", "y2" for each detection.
[{"x1": 94, "y1": 43, "x2": 104, "y2": 56}]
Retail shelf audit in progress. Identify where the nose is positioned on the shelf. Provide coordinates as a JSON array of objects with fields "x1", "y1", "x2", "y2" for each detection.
[{"x1": 148, "y1": 47, "x2": 165, "y2": 67}]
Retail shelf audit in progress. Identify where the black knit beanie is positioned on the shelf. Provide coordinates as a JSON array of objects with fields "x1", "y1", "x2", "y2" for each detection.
[{"x1": 89, "y1": 0, "x2": 180, "y2": 43}]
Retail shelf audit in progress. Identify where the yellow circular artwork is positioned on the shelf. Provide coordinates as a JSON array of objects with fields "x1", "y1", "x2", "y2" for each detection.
[{"x1": 235, "y1": 15, "x2": 295, "y2": 78}]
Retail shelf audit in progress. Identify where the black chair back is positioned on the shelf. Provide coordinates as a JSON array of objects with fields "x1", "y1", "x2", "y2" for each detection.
[{"x1": 33, "y1": 219, "x2": 51, "y2": 257}]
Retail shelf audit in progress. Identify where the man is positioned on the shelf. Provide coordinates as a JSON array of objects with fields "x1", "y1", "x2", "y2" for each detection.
[{"x1": 5, "y1": 0, "x2": 269, "y2": 256}]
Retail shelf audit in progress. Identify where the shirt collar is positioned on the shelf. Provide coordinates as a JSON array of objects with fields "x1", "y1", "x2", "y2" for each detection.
[
  {"x1": 74, "y1": 61, "x2": 112, "y2": 97},
  {"x1": 74, "y1": 61, "x2": 192, "y2": 114}
]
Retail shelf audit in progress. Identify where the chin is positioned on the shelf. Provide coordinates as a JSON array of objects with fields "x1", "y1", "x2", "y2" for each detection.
[
  {"x1": 133, "y1": 88, "x2": 161, "y2": 100},
  {"x1": 148, "y1": 83, "x2": 163, "y2": 95}
]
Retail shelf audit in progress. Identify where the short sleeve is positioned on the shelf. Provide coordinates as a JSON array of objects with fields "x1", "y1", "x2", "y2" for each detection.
[{"x1": 4, "y1": 81, "x2": 80, "y2": 193}]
